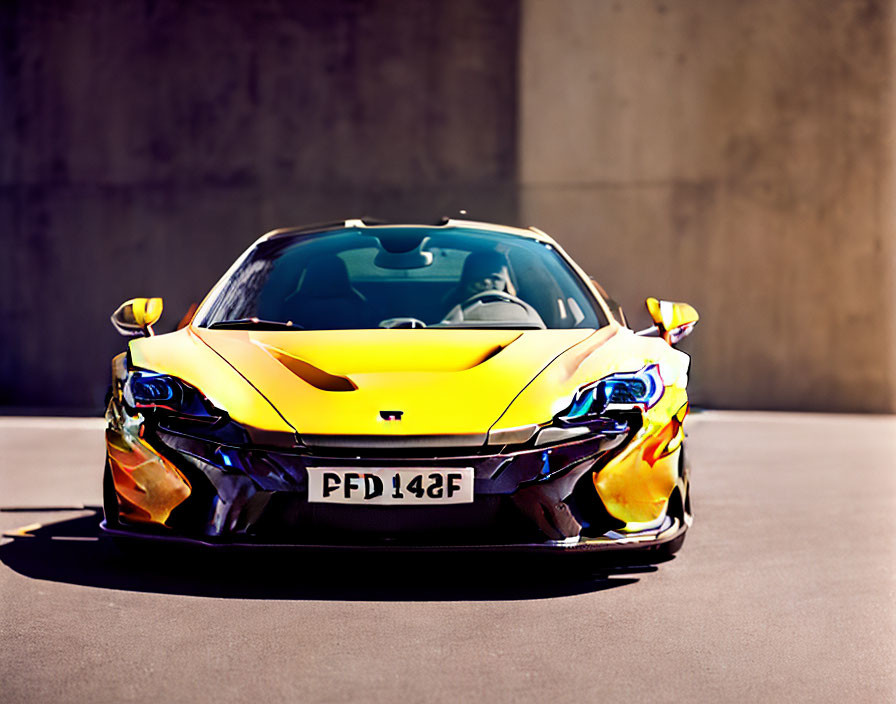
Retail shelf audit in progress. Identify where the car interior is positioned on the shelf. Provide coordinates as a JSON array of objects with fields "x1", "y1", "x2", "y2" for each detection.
[{"x1": 204, "y1": 228, "x2": 606, "y2": 331}]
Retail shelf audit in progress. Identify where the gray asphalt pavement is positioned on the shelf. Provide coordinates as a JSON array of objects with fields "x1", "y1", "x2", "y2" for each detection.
[{"x1": 1, "y1": 412, "x2": 894, "y2": 703}]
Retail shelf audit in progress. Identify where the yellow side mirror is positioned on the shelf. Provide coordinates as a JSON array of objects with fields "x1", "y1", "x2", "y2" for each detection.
[
  {"x1": 111, "y1": 298, "x2": 164, "y2": 337},
  {"x1": 645, "y1": 297, "x2": 698, "y2": 344}
]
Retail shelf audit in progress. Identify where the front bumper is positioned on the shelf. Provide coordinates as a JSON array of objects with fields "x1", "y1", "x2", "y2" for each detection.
[
  {"x1": 104, "y1": 409, "x2": 690, "y2": 553},
  {"x1": 99, "y1": 515, "x2": 687, "y2": 553}
]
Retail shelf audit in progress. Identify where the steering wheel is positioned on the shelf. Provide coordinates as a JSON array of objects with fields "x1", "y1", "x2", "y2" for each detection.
[
  {"x1": 443, "y1": 290, "x2": 545, "y2": 326},
  {"x1": 462, "y1": 290, "x2": 527, "y2": 307}
]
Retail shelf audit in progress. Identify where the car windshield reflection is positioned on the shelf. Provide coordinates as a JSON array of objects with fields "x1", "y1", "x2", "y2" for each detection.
[{"x1": 197, "y1": 226, "x2": 607, "y2": 331}]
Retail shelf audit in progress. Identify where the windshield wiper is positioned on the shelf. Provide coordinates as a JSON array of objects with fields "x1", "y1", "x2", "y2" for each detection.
[
  {"x1": 207, "y1": 318, "x2": 303, "y2": 331},
  {"x1": 431, "y1": 322, "x2": 545, "y2": 330}
]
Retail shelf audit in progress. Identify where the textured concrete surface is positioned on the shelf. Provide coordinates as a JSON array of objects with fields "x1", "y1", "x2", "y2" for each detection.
[
  {"x1": 520, "y1": 0, "x2": 896, "y2": 411},
  {"x1": 3, "y1": 0, "x2": 896, "y2": 413},
  {"x1": 0, "y1": 413, "x2": 894, "y2": 703},
  {"x1": 0, "y1": 0, "x2": 520, "y2": 411}
]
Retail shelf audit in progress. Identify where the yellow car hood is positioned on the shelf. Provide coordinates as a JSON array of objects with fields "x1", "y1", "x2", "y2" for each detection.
[{"x1": 191, "y1": 328, "x2": 597, "y2": 438}]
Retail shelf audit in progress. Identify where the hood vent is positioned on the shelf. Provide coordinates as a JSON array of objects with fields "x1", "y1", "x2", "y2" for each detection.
[{"x1": 260, "y1": 344, "x2": 357, "y2": 392}]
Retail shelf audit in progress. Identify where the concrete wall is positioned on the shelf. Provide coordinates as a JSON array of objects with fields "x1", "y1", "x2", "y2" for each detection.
[
  {"x1": 520, "y1": 0, "x2": 895, "y2": 411},
  {"x1": 0, "y1": 0, "x2": 521, "y2": 411},
  {"x1": 3, "y1": 0, "x2": 895, "y2": 412}
]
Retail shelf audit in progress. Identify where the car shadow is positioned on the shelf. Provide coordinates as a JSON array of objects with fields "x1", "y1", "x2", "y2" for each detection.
[{"x1": 0, "y1": 509, "x2": 665, "y2": 601}]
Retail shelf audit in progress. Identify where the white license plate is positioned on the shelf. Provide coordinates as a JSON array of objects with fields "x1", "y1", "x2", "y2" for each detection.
[{"x1": 307, "y1": 467, "x2": 474, "y2": 505}]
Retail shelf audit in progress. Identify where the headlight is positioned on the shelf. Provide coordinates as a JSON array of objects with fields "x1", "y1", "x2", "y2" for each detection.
[
  {"x1": 124, "y1": 371, "x2": 223, "y2": 420},
  {"x1": 125, "y1": 372, "x2": 180, "y2": 409},
  {"x1": 561, "y1": 365, "x2": 664, "y2": 421}
]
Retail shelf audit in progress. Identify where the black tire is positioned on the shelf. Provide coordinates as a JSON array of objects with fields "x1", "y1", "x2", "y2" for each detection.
[{"x1": 102, "y1": 459, "x2": 120, "y2": 529}]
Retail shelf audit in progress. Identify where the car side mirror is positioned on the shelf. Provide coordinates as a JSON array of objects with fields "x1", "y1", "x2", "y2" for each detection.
[
  {"x1": 111, "y1": 297, "x2": 164, "y2": 337},
  {"x1": 644, "y1": 297, "x2": 698, "y2": 344}
]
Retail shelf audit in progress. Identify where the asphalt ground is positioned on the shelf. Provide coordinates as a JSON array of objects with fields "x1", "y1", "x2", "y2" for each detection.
[{"x1": 0, "y1": 412, "x2": 894, "y2": 703}]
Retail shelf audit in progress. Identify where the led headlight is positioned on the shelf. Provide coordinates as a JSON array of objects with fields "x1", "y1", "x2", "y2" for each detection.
[
  {"x1": 562, "y1": 364, "x2": 664, "y2": 421},
  {"x1": 123, "y1": 371, "x2": 222, "y2": 419}
]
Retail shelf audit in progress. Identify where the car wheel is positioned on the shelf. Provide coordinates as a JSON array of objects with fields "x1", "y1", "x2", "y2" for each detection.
[{"x1": 102, "y1": 459, "x2": 120, "y2": 529}]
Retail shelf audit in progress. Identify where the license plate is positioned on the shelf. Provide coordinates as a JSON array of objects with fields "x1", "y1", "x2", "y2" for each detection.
[{"x1": 307, "y1": 467, "x2": 474, "y2": 505}]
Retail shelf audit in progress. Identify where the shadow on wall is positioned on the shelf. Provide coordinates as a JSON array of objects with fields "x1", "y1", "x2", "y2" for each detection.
[
  {"x1": 0, "y1": 0, "x2": 522, "y2": 412},
  {"x1": 0, "y1": 508, "x2": 657, "y2": 601}
]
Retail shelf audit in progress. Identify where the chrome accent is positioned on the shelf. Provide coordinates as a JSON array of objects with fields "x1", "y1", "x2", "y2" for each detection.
[
  {"x1": 486, "y1": 424, "x2": 539, "y2": 446},
  {"x1": 533, "y1": 426, "x2": 590, "y2": 447}
]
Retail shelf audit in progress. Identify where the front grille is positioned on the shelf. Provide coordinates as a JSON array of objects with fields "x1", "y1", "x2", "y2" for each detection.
[{"x1": 148, "y1": 422, "x2": 635, "y2": 545}]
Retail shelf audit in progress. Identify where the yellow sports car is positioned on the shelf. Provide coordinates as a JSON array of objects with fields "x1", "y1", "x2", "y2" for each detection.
[{"x1": 103, "y1": 218, "x2": 698, "y2": 557}]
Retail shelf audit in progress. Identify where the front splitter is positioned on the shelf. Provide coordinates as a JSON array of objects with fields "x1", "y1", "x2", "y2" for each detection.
[{"x1": 99, "y1": 518, "x2": 687, "y2": 555}]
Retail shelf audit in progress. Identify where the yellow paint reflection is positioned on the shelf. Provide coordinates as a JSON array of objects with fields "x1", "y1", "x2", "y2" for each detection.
[{"x1": 106, "y1": 428, "x2": 191, "y2": 526}]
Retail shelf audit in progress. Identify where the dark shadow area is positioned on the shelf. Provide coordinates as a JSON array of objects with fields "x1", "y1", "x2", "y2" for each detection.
[
  {"x1": 0, "y1": 505, "x2": 91, "y2": 512},
  {"x1": 0, "y1": 0, "x2": 522, "y2": 412},
  {"x1": 0, "y1": 509, "x2": 662, "y2": 601}
]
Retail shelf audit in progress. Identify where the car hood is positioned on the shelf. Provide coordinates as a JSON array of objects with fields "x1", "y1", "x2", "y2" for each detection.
[{"x1": 191, "y1": 328, "x2": 598, "y2": 438}]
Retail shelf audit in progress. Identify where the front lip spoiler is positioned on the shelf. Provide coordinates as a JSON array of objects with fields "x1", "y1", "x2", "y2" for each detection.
[{"x1": 99, "y1": 518, "x2": 687, "y2": 554}]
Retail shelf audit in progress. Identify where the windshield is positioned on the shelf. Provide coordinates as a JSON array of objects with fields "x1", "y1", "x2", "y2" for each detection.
[{"x1": 197, "y1": 227, "x2": 608, "y2": 330}]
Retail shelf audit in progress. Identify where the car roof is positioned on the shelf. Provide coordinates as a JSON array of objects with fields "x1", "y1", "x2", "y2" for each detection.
[{"x1": 257, "y1": 218, "x2": 558, "y2": 246}]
